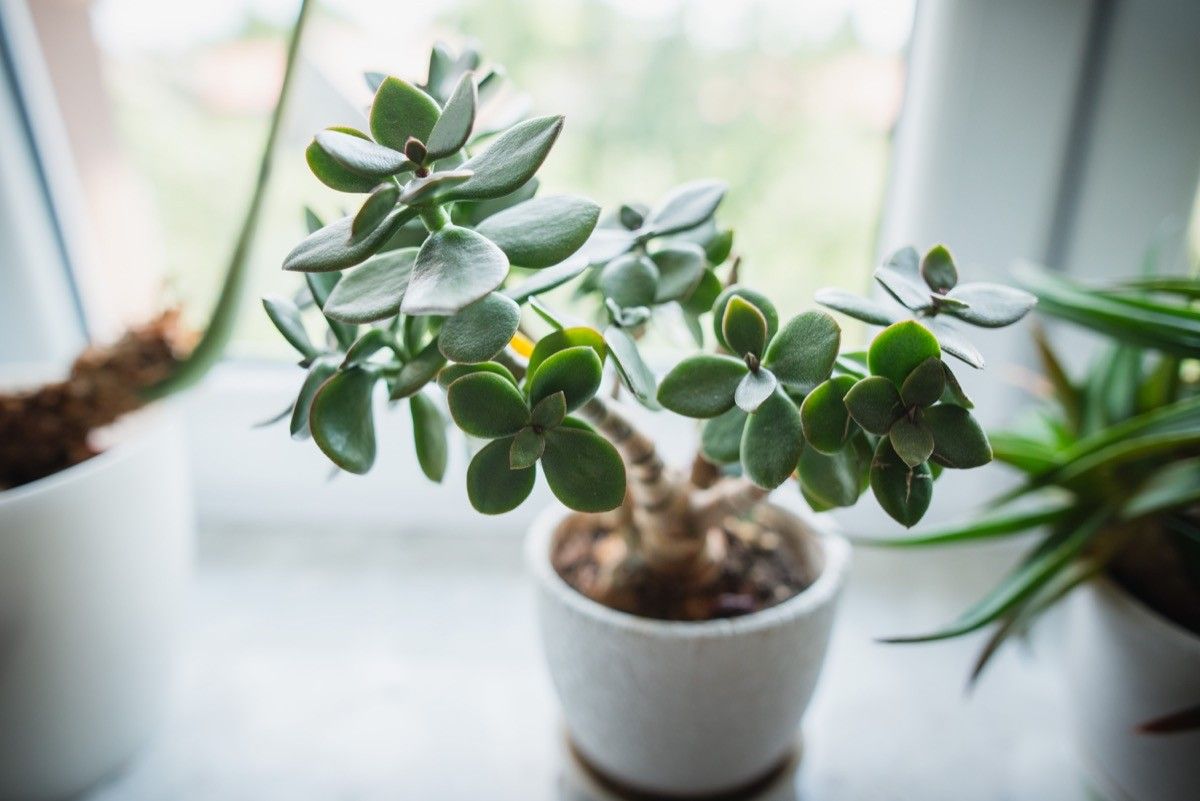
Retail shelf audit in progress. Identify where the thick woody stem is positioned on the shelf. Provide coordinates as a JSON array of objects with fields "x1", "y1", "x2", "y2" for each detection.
[
  {"x1": 577, "y1": 397, "x2": 716, "y2": 577},
  {"x1": 690, "y1": 477, "x2": 770, "y2": 529}
]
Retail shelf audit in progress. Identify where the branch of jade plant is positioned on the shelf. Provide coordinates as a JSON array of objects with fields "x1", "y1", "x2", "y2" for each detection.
[{"x1": 498, "y1": 346, "x2": 710, "y2": 576}]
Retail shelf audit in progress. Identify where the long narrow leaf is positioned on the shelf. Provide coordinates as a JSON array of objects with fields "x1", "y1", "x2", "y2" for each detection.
[
  {"x1": 1031, "y1": 324, "x2": 1081, "y2": 433},
  {"x1": 879, "y1": 510, "x2": 1108, "y2": 644},
  {"x1": 144, "y1": 0, "x2": 314, "y2": 399},
  {"x1": 1013, "y1": 262, "x2": 1200, "y2": 356},
  {"x1": 851, "y1": 501, "x2": 1071, "y2": 548}
]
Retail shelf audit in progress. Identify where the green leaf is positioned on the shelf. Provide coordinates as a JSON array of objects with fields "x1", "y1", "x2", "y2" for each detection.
[
  {"x1": 283, "y1": 209, "x2": 414, "y2": 273},
  {"x1": 304, "y1": 272, "x2": 357, "y2": 348},
  {"x1": 1013, "y1": 262, "x2": 1200, "y2": 356},
  {"x1": 713, "y1": 287, "x2": 778, "y2": 350},
  {"x1": 701, "y1": 407, "x2": 748, "y2": 464},
  {"x1": 466, "y1": 437, "x2": 536, "y2": 514},
  {"x1": 402, "y1": 225, "x2": 509, "y2": 316},
  {"x1": 925, "y1": 404, "x2": 992, "y2": 468},
  {"x1": 476, "y1": 195, "x2": 600, "y2": 268},
  {"x1": 763, "y1": 310, "x2": 841, "y2": 393},
  {"x1": 437, "y1": 361, "x2": 517, "y2": 390},
  {"x1": 389, "y1": 340, "x2": 447, "y2": 399},
  {"x1": 657, "y1": 354, "x2": 748, "y2": 418},
  {"x1": 881, "y1": 511, "x2": 1105, "y2": 642},
  {"x1": 410, "y1": 391, "x2": 448, "y2": 482},
  {"x1": 844, "y1": 376, "x2": 904, "y2": 435},
  {"x1": 447, "y1": 371, "x2": 530, "y2": 438},
  {"x1": 340, "y1": 328, "x2": 395, "y2": 368},
  {"x1": 875, "y1": 246, "x2": 931, "y2": 311},
  {"x1": 705, "y1": 228, "x2": 734, "y2": 264},
  {"x1": 889, "y1": 417, "x2": 934, "y2": 468},
  {"x1": 323, "y1": 248, "x2": 417, "y2": 324},
  {"x1": 800, "y1": 375, "x2": 857, "y2": 454},
  {"x1": 438, "y1": 292, "x2": 520, "y2": 363},
  {"x1": 868, "y1": 320, "x2": 941, "y2": 387},
  {"x1": 940, "y1": 362, "x2": 974, "y2": 408},
  {"x1": 1123, "y1": 458, "x2": 1200, "y2": 518},
  {"x1": 527, "y1": 327, "x2": 607, "y2": 379},
  {"x1": 651, "y1": 244, "x2": 705, "y2": 302},
  {"x1": 509, "y1": 427, "x2": 545, "y2": 470},
  {"x1": 926, "y1": 318, "x2": 985, "y2": 369},
  {"x1": 870, "y1": 438, "x2": 933, "y2": 527},
  {"x1": 799, "y1": 443, "x2": 862, "y2": 508},
  {"x1": 605, "y1": 326, "x2": 658, "y2": 409},
  {"x1": 853, "y1": 501, "x2": 1072, "y2": 547},
  {"x1": 443, "y1": 115, "x2": 564, "y2": 202},
  {"x1": 734, "y1": 368, "x2": 777, "y2": 413},
  {"x1": 920, "y1": 245, "x2": 957, "y2": 292},
  {"x1": 599, "y1": 253, "x2": 659, "y2": 308},
  {"x1": 740, "y1": 390, "x2": 803, "y2": 489},
  {"x1": 945, "y1": 282, "x2": 1036, "y2": 327},
  {"x1": 1032, "y1": 326, "x2": 1079, "y2": 429},
  {"x1": 310, "y1": 367, "x2": 379, "y2": 474},
  {"x1": 352, "y1": 184, "x2": 399, "y2": 242},
  {"x1": 722, "y1": 295, "x2": 769, "y2": 358},
  {"x1": 899, "y1": 357, "x2": 946, "y2": 407},
  {"x1": 527, "y1": 346, "x2": 603, "y2": 412},
  {"x1": 541, "y1": 427, "x2": 627, "y2": 512},
  {"x1": 263, "y1": 295, "x2": 317, "y2": 359},
  {"x1": 504, "y1": 259, "x2": 590, "y2": 304},
  {"x1": 425, "y1": 74, "x2": 476, "y2": 159},
  {"x1": 530, "y1": 391, "x2": 567, "y2": 430},
  {"x1": 369, "y1": 76, "x2": 441, "y2": 151},
  {"x1": 290, "y1": 356, "x2": 339, "y2": 440},
  {"x1": 682, "y1": 268, "x2": 722, "y2": 315},
  {"x1": 813, "y1": 288, "x2": 898, "y2": 326},
  {"x1": 398, "y1": 169, "x2": 474, "y2": 206},
  {"x1": 645, "y1": 180, "x2": 726, "y2": 236},
  {"x1": 311, "y1": 128, "x2": 410, "y2": 181}
]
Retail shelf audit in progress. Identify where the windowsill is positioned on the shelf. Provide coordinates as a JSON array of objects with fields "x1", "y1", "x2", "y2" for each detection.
[{"x1": 82, "y1": 520, "x2": 1089, "y2": 801}]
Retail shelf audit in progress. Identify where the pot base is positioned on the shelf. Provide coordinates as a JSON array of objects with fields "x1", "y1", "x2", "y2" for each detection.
[{"x1": 565, "y1": 734, "x2": 802, "y2": 801}]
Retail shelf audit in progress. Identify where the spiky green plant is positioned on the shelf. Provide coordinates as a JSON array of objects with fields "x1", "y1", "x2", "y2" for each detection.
[
  {"x1": 862, "y1": 260, "x2": 1200, "y2": 689},
  {"x1": 266, "y1": 42, "x2": 1033, "y2": 583}
]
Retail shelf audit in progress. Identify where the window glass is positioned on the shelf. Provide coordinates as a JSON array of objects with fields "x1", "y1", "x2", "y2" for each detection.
[{"x1": 89, "y1": 0, "x2": 914, "y2": 356}]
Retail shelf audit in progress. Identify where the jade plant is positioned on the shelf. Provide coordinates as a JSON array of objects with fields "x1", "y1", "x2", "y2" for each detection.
[
  {"x1": 267, "y1": 43, "x2": 1034, "y2": 606},
  {"x1": 864, "y1": 261, "x2": 1200, "y2": 711}
]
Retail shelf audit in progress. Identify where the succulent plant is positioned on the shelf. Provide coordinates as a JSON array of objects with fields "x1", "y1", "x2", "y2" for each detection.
[
  {"x1": 864, "y1": 259, "x2": 1200, "y2": 689},
  {"x1": 266, "y1": 42, "x2": 1033, "y2": 583}
]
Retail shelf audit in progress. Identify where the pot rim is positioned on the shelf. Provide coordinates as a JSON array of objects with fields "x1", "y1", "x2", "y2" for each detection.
[
  {"x1": 525, "y1": 502, "x2": 851, "y2": 638},
  {"x1": 1090, "y1": 574, "x2": 1200, "y2": 655},
  {"x1": 0, "y1": 402, "x2": 175, "y2": 511}
]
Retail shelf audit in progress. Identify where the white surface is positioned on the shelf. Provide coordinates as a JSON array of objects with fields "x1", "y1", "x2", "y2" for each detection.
[
  {"x1": 0, "y1": 408, "x2": 193, "y2": 801},
  {"x1": 1066, "y1": 579, "x2": 1200, "y2": 801},
  {"x1": 78, "y1": 520, "x2": 1096, "y2": 801},
  {"x1": 528, "y1": 506, "x2": 848, "y2": 796}
]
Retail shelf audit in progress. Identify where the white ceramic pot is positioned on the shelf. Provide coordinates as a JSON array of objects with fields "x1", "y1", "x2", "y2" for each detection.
[
  {"x1": 0, "y1": 405, "x2": 193, "y2": 801},
  {"x1": 1065, "y1": 578, "x2": 1200, "y2": 801},
  {"x1": 527, "y1": 505, "x2": 849, "y2": 798}
]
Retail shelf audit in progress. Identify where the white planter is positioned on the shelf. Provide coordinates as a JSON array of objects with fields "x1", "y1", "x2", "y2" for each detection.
[
  {"x1": 0, "y1": 404, "x2": 192, "y2": 801},
  {"x1": 526, "y1": 504, "x2": 849, "y2": 798},
  {"x1": 1065, "y1": 578, "x2": 1200, "y2": 801}
]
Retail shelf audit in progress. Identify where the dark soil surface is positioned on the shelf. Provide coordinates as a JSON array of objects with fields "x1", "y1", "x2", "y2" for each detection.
[
  {"x1": 0, "y1": 311, "x2": 186, "y2": 490},
  {"x1": 552, "y1": 507, "x2": 820, "y2": 622},
  {"x1": 1109, "y1": 518, "x2": 1200, "y2": 636}
]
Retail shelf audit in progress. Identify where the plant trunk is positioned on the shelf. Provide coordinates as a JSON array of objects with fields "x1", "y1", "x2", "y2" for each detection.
[{"x1": 576, "y1": 396, "x2": 771, "y2": 583}]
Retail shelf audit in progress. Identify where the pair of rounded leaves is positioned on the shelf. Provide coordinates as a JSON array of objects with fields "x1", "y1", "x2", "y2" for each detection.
[
  {"x1": 658, "y1": 289, "x2": 842, "y2": 489},
  {"x1": 445, "y1": 337, "x2": 624, "y2": 514}
]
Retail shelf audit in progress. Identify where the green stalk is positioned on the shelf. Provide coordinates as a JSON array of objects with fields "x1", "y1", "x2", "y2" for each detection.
[{"x1": 143, "y1": 0, "x2": 314, "y2": 400}]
